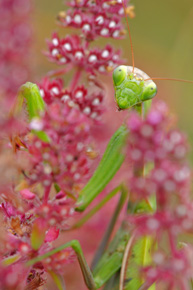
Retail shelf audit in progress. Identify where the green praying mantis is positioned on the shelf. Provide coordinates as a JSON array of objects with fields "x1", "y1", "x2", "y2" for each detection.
[
  {"x1": 13, "y1": 83, "x2": 154, "y2": 290},
  {"x1": 10, "y1": 1, "x2": 193, "y2": 290}
]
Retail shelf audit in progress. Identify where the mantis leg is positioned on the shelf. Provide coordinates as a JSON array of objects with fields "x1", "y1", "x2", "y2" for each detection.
[
  {"x1": 27, "y1": 229, "x2": 130, "y2": 290},
  {"x1": 72, "y1": 185, "x2": 123, "y2": 229},
  {"x1": 91, "y1": 184, "x2": 128, "y2": 270},
  {"x1": 11, "y1": 82, "x2": 50, "y2": 145},
  {"x1": 27, "y1": 240, "x2": 96, "y2": 290}
]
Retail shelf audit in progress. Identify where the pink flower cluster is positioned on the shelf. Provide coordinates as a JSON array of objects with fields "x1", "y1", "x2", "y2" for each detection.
[
  {"x1": 28, "y1": 98, "x2": 92, "y2": 190},
  {"x1": 47, "y1": 33, "x2": 121, "y2": 74},
  {"x1": 0, "y1": 0, "x2": 32, "y2": 99},
  {"x1": 45, "y1": 0, "x2": 134, "y2": 78},
  {"x1": 58, "y1": 0, "x2": 131, "y2": 41},
  {"x1": 0, "y1": 188, "x2": 75, "y2": 289},
  {"x1": 143, "y1": 247, "x2": 193, "y2": 290},
  {"x1": 39, "y1": 77, "x2": 104, "y2": 121},
  {"x1": 126, "y1": 101, "x2": 193, "y2": 289}
]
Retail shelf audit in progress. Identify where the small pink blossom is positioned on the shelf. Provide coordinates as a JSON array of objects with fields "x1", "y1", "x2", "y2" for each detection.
[
  {"x1": 45, "y1": 227, "x2": 59, "y2": 243},
  {"x1": 20, "y1": 189, "x2": 36, "y2": 200}
]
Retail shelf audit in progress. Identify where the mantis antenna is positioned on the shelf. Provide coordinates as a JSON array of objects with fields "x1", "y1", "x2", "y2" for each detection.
[
  {"x1": 144, "y1": 77, "x2": 193, "y2": 84},
  {"x1": 122, "y1": 0, "x2": 135, "y2": 73}
]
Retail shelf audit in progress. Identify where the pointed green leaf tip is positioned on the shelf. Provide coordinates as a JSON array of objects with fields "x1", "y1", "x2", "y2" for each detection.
[{"x1": 75, "y1": 125, "x2": 128, "y2": 212}]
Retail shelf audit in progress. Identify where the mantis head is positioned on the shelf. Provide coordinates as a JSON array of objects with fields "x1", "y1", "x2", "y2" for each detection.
[{"x1": 113, "y1": 65, "x2": 127, "y2": 86}]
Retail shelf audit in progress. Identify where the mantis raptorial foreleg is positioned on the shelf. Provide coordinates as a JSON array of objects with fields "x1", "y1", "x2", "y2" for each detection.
[
  {"x1": 13, "y1": 82, "x2": 131, "y2": 289},
  {"x1": 91, "y1": 184, "x2": 128, "y2": 270},
  {"x1": 10, "y1": 82, "x2": 50, "y2": 148},
  {"x1": 27, "y1": 240, "x2": 96, "y2": 290},
  {"x1": 27, "y1": 225, "x2": 130, "y2": 290},
  {"x1": 76, "y1": 125, "x2": 128, "y2": 212},
  {"x1": 73, "y1": 185, "x2": 125, "y2": 229}
]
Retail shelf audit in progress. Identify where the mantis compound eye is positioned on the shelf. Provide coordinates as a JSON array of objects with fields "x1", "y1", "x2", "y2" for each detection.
[
  {"x1": 113, "y1": 65, "x2": 127, "y2": 86},
  {"x1": 142, "y1": 81, "x2": 157, "y2": 101}
]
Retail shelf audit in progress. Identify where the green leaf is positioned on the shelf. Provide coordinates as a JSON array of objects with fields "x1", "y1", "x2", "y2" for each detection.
[{"x1": 76, "y1": 125, "x2": 128, "y2": 211}]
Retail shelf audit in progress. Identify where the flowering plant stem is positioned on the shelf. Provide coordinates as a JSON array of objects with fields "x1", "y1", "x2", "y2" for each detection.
[{"x1": 121, "y1": 101, "x2": 156, "y2": 290}]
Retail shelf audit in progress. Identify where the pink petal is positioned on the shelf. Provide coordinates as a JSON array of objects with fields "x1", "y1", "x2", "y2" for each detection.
[
  {"x1": 20, "y1": 189, "x2": 36, "y2": 200},
  {"x1": 45, "y1": 227, "x2": 59, "y2": 242}
]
